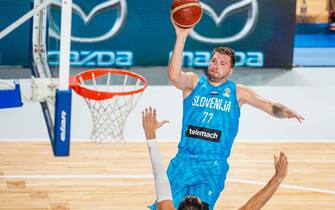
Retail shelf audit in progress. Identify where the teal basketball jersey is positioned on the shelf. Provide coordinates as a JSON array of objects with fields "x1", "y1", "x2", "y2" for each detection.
[{"x1": 178, "y1": 75, "x2": 240, "y2": 158}]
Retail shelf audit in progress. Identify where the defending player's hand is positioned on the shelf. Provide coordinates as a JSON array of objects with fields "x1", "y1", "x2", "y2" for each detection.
[
  {"x1": 273, "y1": 152, "x2": 288, "y2": 183},
  {"x1": 142, "y1": 107, "x2": 169, "y2": 139}
]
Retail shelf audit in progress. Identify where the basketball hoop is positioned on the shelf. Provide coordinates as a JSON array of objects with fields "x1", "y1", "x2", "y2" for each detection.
[{"x1": 70, "y1": 69, "x2": 148, "y2": 143}]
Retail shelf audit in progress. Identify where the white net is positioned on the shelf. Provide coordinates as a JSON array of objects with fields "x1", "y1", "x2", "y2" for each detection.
[{"x1": 76, "y1": 70, "x2": 146, "y2": 143}]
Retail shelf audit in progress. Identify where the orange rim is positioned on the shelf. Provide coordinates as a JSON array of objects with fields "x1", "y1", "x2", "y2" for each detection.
[{"x1": 70, "y1": 69, "x2": 148, "y2": 101}]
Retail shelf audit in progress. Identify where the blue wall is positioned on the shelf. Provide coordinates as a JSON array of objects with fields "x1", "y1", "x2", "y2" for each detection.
[{"x1": 0, "y1": 0, "x2": 296, "y2": 68}]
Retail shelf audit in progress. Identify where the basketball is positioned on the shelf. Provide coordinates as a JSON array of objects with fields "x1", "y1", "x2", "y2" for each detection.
[{"x1": 170, "y1": 0, "x2": 203, "y2": 28}]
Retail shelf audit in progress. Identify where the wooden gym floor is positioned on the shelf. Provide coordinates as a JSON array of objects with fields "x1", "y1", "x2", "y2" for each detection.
[{"x1": 0, "y1": 141, "x2": 334, "y2": 210}]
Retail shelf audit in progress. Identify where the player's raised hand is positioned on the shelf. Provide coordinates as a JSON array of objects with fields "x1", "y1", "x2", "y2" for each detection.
[
  {"x1": 142, "y1": 107, "x2": 169, "y2": 139},
  {"x1": 170, "y1": 16, "x2": 193, "y2": 38},
  {"x1": 273, "y1": 152, "x2": 288, "y2": 183}
]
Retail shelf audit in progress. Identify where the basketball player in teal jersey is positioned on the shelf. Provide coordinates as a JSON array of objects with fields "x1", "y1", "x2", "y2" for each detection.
[
  {"x1": 149, "y1": 20, "x2": 304, "y2": 210},
  {"x1": 143, "y1": 107, "x2": 288, "y2": 210}
]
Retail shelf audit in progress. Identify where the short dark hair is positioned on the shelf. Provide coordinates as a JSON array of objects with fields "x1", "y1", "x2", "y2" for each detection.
[
  {"x1": 213, "y1": 47, "x2": 236, "y2": 68},
  {"x1": 178, "y1": 195, "x2": 204, "y2": 210}
]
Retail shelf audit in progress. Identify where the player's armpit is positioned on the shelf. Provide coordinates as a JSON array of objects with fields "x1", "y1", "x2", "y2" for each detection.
[{"x1": 157, "y1": 199, "x2": 176, "y2": 210}]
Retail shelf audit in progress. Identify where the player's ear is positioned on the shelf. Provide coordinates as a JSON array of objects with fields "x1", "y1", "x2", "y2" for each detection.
[{"x1": 228, "y1": 67, "x2": 234, "y2": 76}]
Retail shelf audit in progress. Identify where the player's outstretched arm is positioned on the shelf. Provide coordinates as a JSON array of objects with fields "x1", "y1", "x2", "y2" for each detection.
[
  {"x1": 142, "y1": 107, "x2": 175, "y2": 210},
  {"x1": 237, "y1": 84, "x2": 305, "y2": 122},
  {"x1": 168, "y1": 18, "x2": 198, "y2": 91},
  {"x1": 238, "y1": 152, "x2": 288, "y2": 210}
]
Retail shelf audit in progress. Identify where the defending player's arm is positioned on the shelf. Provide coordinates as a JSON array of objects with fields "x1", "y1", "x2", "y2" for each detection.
[
  {"x1": 237, "y1": 84, "x2": 305, "y2": 122},
  {"x1": 238, "y1": 152, "x2": 288, "y2": 210},
  {"x1": 142, "y1": 107, "x2": 175, "y2": 210},
  {"x1": 168, "y1": 19, "x2": 198, "y2": 91}
]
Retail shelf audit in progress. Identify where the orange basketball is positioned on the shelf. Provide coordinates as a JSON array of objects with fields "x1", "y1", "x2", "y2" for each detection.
[{"x1": 171, "y1": 0, "x2": 203, "y2": 28}]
